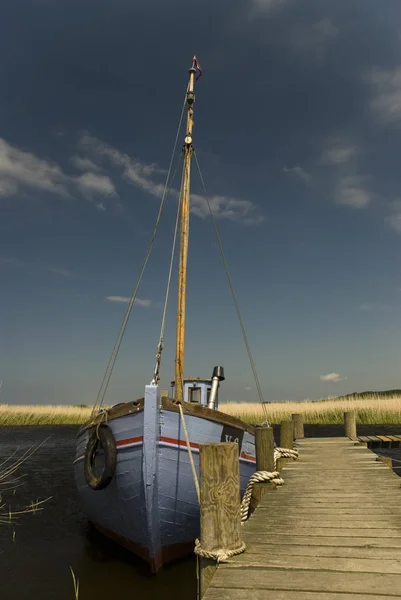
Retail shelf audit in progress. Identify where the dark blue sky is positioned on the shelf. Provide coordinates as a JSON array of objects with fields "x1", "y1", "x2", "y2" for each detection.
[{"x1": 1, "y1": 0, "x2": 401, "y2": 404}]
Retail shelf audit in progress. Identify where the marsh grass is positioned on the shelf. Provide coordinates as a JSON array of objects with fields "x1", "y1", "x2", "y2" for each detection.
[
  {"x1": 220, "y1": 394, "x2": 401, "y2": 425},
  {"x1": 0, "y1": 404, "x2": 93, "y2": 426},
  {"x1": 1, "y1": 393, "x2": 401, "y2": 426}
]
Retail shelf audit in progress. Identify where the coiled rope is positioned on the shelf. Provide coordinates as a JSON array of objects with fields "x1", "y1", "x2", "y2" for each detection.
[{"x1": 194, "y1": 445, "x2": 299, "y2": 562}]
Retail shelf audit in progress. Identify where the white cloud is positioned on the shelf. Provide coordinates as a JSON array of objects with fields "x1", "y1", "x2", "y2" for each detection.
[
  {"x1": 80, "y1": 135, "x2": 263, "y2": 224},
  {"x1": 48, "y1": 267, "x2": 71, "y2": 277},
  {"x1": 360, "y1": 302, "x2": 389, "y2": 312},
  {"x1": 251, "y1": 0, "x2": 288, "y2": 13},
  {"x1": 106, "y1": 296, "x2": 151, "y2": 307},
  {"x1": 321, "y1": 140, "x2": 358, "y2": 165},
  {"x1": 0, "y1": 137, "x2": 117, "y2": 202},
  {"x1": 309, "y1": 18, "x2": 338, "y2": 45},
  {"x1": 0, "y1": 138, "x2": 69, "y2": 197},
  {"x1": 282, "y1": 165, "x2": 311, "y2": 183},
  {"x1": 386, "y1": 212, "x2": 401, "y2": 233},
  {"x1": 76, "y1": 172, "x2": 116, "y2": 197},
  {"x1": 336, "y1": 176, "x2": 372, "y2": 208},
  {"x1": 79, "y1": 135, "x2": 166, "y2": 198},
  {"x1": 320, "y1": 373, "x2": 346, "y2": 383},
  {"x1": 70, "y1": 155, "x2": 103, "y2": 173},
  {"x1": 190, "y1": 193, "x2": 264, "y2": 224},
  {"x1": 0, "y1": 257, "x2": 24, "y2": 268},
  {"x1": 366, "y1": 66, "x2": 401, "y2": 124}
]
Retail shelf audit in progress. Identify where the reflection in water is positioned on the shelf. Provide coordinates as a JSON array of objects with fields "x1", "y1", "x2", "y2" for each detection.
[
  {"x1": 1, "y1": 424, "x2": 400, "y2": 599},
  {"x1": 0, "y1": 426, "x2": 197, "y2": 600}
]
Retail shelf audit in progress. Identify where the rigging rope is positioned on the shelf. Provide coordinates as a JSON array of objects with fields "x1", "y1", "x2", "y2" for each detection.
[
  {"x1": 92, "y1": 92, "x2": 188, "y2": 414},
  {"x1": 193, "y1": 150, "x2": 270, "y2": 425},
  {"x1": 152, "y1": 155, "x2": 183, "y2": 384}
]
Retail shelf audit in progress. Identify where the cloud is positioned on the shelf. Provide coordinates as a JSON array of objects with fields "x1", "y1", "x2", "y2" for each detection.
[
  {"x1": 386, "y1": 212, "x2": 401, "y2": 233},
  {"x1": 309, "y1": 18, "x2": 338, "y2": 45},
  {"x1": 0, "y1": 257, "x2": 24, "y2": 268},
  {"x1": 0, "y1": 137, "x2": 117, "y2": 202},
  {"x1": 320, "y1": 140, "x2": 358, "y2": 165},
  {"x1": 366, "y1": 66, "x2": 401, "y2": 124},
  {"x1": 289, "y1": 18, "x2": 339, "y2": 56},
  {"x1": 106, "y1": 296, "x2": 151, "y2": 307},
  {"x1": 320, "y1": 372, "x2": 346, "y2": 383},
  {"x1": 78, "y1": 135, "x2": 166, "y2": 198},
  {"x1": 251, "y1": 0, "x2": 288, "y2": 13},
  {"x1": 336, "y1": 176, "x2": 372, "y2": 208},
  {"x1": 76, "y1": 172, "x2": 116, "y2": 197},
  {"x1": 190, "y1": 193, "x2": 264, "y2": 224},
  {"x1": 80, "y1": 135, "x2": 263, "y2": 224},
  {"x1": 47, "y1": 267, "x2": 71, "y2": 277},
  {"x1": 0, "y1": 138, "x2": 69, "y2": 198},
  {"x1": 282, "y1": 165, "x2": 311, "y2": 183},
  {"x1": 244, "y1": 386, "x2": 252, "y2": 391},
  {"x1": 70, "y1": 155, "x2": 103, "y2": 173},
  {"x1": 360, "y1": 302, "x2": 389, "y2": 312}
]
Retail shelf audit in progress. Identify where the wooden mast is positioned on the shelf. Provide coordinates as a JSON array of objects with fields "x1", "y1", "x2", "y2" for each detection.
[{"x1": 174, "y1": 58, "x2": 197, "y2": 403}]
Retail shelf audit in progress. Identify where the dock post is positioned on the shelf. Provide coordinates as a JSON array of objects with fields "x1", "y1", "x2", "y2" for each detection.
[
  {"x1": 198, "y1": 442, "x2": 243, "y2": 599},
  {"x1": 278, "y1": 420, "x2": 294, "y2": 471},
  {"x1": 251, "y1": 426, "x2": 275, "y2": 509},
  {"x1": 344, "y1": 411, "x2": 357, "y2": 439},
  {"x1": 292, "y1": 413, "x2": 304, "y2": 439}
]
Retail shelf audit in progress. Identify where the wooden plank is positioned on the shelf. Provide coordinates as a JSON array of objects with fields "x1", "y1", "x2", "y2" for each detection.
[
  {"x1": 224, "y1": 555, "x2": 401, "y2": 574},
  {"x1": 243, "y1": 544, "x2": 401, "y2": 560},
  {"x1": 202, "y1": 437, "x2": 401, "y2": 600},
  {"x1": 208, "y1": 570, "x2": 401, "y2": 596},
  {"x1": 205, "y1": 591, "x2": 397, "y2": 600},
  {"x1": 357, "y1": 436, "x2": 371, "y2": 443}
]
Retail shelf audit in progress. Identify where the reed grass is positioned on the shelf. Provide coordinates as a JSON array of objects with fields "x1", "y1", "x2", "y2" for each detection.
[
  {"x1": 0, "y1": 393, "x2": 400, "y2": 426},
  {"x1": 220, "y1": 394, "x2": 401, "y2": 425},
  {"x1": 0, "y1": 404, "x2": 93, "y2": 426}
]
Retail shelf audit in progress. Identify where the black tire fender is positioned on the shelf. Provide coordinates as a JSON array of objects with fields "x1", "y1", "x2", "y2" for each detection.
[{"x1": 84, "y1": 425, "x2": 117, "y2": 491}]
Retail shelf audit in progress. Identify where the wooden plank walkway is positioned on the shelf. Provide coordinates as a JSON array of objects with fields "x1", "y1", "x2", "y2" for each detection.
[{"x1": 204, "y1": 437, "x2": 401, "y2": 600}]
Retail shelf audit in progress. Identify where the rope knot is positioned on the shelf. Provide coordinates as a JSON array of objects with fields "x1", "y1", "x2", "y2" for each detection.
[{"x1": 194, "y1": 538, "x2": 246, "y2": 563}]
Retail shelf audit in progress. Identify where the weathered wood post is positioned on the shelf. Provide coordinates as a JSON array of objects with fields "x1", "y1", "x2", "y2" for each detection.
[
  {"x1": 277, "y1": 420, "x2": 294, "y2": 471},
  {"x1": 344, "y1": 411, "x2": 357, "y2": 439},
  {"x1": 251, "y1": 425, "x2": 276, "y2": 509},
  {"x1": 198, "y1": 442, "x2": 243, "y2": 599},
  {"x1": 292, "y1": 413, "x2": 304, "y2": 439}
]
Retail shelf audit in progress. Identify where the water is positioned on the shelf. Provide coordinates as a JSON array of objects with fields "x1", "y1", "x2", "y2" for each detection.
[
  {"x1": 0, "y1": 427, "x2": 197, "y2": 600},
  {"x1": 1, "y1": 425, "x2": 400, "y2": 600}
]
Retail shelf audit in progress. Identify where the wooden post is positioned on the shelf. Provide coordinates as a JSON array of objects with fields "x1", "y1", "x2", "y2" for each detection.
[
  {"x1": 251, "y1": 426, "x2": 276, "y2": 509},
  {"x1": 344, "y1": 411, "x2": 357, "y2": 439},
  {"x1": 292, "y1": 413, "x2": 304, "y2": 439},
  {"x1": 198, "y1": 442, "x2": 242, "y2": 599},
  {"x1": 376, "y1": 455, "x2": 393, "y2": 468},
  {"x1": 278, "y1": 420, "x2": 294, "y2": 471},
  {"x1": 280, "y1": 420, "x2": 294, "y2": 449}
]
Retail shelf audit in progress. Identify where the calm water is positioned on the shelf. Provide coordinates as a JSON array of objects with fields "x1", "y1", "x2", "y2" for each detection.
[
  {"x1": 1, "y1": 425, "x2": 400, "y2": 600},
  {"x1": 0, "y1": 427, "x2": 197, "y2": 600}
]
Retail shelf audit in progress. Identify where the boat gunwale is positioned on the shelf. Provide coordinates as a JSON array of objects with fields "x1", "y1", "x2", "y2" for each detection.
[{"x1": 77, "y1": 396, "x2": 255, "y2": 437}]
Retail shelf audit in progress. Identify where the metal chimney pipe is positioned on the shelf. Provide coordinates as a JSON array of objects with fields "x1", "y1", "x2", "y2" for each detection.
[{"x1": 207, "y1": 366, "x2": 225, "y2": 410}]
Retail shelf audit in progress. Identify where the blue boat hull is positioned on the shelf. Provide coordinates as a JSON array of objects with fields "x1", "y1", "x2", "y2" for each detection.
[{"x1": 74, "y1": 385, "x2": 256, "y2": 572}]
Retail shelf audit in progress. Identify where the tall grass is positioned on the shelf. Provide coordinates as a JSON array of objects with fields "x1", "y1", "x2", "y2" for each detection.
[
  {"x1": 220, "y1": 394, "x2": 401, "y2": 425},
  {"x1": 0, "y1": 404, "x2": 93, "y2": 426},
  {"x1": 1, "y1": 394, "x2": 400, "y2": 426}
]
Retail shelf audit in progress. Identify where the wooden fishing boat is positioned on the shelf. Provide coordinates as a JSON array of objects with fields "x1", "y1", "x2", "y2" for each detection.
[{"x1": 74, "y1": 57, "x2": 262, "y2": 573}]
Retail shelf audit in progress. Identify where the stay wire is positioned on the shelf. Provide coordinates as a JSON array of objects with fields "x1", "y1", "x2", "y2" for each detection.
[{"x1": 193, "y1": 150, "x2": 270, "y2": 425}]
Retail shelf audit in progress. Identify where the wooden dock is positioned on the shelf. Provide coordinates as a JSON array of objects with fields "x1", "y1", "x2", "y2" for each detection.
[{"x1": 203, "y1": 437, "x2": 401, "y2": 599}]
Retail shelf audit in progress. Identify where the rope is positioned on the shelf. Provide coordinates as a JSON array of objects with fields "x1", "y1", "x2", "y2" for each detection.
[
  {"x1": 193, "y1": 151, "x2": 270, "y2": 425},
  {"x1": 178, "y1": 403, "x2": 200, "y2": 503},
  {"x1": 92, "y1": 92, "x2": 188, "y2": 415},
  {"x1": 194, "y1": 538, "x2": 246, "y2": 563},
  {"x1": 274, "y1": 447, "x2": 299, "y2": 469},
  {"x1": 240, "y1": 470, "x2": 284, "y2": 522},
  {"x1": 152, "y1": 156, "x2": 183, "y2": 384}
]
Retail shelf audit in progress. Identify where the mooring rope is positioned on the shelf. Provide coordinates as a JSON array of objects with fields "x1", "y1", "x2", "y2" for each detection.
[
  {"x1": 178, "y1": 403, "x2": 201, "y2": 503},
  {"x1": 194, "y1": 538, "x2": 247, "y2": 563}
]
